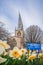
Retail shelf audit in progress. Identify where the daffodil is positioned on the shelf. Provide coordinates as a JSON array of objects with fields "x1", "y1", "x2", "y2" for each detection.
[
  {"x1": 39, "y1": 53, "x2": 43, "y2": 62},
  {"x1": 0, "y1": 57, "x2": 7, "y2": 64},
  {"x1": 39, "y1": 53, "x2": 43, "y2": 58},
  {"x1": 0, "y1": 40, "x2": 10, "y2": 49},
  {"x1": 13, "y1": 47, "x2": 19, "y2": 50},
  {"x1": 12, "y1": 50, "x2": 19, "y2": 57},
  {"x1": 4, "y1": 51, "x2": 8, "y2": 56},
  {"x1": 9, "y1": 49, "x2": 21, "y2": 58},
  {"x1": 29, "y1": 54, "x2": 36, "y2": 61},
  {"x1": 20, "y1": 48, "x2": 27, "y2": 54},
  {"x1": 0, "y1": 46, "x2": 5, "y2": 55}
]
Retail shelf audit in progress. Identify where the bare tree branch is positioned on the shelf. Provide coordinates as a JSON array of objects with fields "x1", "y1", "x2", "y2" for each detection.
[{"x1": 25, "y1": 25, "x2": 43, "y2": 44}]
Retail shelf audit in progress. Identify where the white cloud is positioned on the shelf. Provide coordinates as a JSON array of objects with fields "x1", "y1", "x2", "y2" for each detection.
[
  {"x1": 0, "y1": 16, "x2": 11, "y2": 31},
  {"x1": 7, "y1": 1, "x2": 42, "y2": 30},
  {"x1": 0, "y1": 0, "x2": 43, "y2": 33},
  {"x1": 18, "y1": 7, "x2": 41, "y2": 30},
  {"x1": 0, "y1": 16, "x2": 9, "y2": 25}
]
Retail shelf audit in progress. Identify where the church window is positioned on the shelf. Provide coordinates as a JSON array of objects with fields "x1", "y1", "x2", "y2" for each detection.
[{"x1": 17, "y1": 31, "x2": 21, "y2": 37}]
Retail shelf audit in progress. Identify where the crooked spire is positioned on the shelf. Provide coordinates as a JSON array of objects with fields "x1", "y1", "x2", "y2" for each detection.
[{"x1": 18, "y1": 13, "x2": 23, "y2": 30}]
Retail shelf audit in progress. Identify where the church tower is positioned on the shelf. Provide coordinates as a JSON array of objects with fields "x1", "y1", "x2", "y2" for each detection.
[
  {"x1": 15, "y1": 13, "x2": 24, "y2": 38},
  {"x1": 14, "y1": 13, "x2": 24, "y2": 48}
]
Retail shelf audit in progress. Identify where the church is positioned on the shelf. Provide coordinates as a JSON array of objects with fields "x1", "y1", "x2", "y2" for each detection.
[
  {"x1": 14, "y1": 13, "x2": 25, "y2": 48},
  {"x1": 7, "y1": 13, "x2": 25, "y2": 49}
]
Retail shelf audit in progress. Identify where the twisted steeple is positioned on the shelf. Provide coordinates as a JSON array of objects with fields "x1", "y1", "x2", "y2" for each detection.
[{"x1": 18, "y1": 13, "x2": 23, "y2": 30}]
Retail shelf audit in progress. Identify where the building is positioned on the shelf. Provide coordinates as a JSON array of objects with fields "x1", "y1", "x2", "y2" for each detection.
[
  {"x1": 14, "y1": 13, "x2": 25, "y2": 48},
  {"x1": 7, "y1": 13, "x2": 25, "y2": 49}
]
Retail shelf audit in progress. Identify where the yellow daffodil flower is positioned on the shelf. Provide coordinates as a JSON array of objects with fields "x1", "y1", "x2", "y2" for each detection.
[
  {"x1": 29, "y1": 54, "x2": 36, "y2": 61},
  {"x1": 9, "y1": 49, "x2": 21, "y2": 58},
  {"x1": 20, "y1": 48, "x2": 27, "y2": 54},
  {"x1": 0, "y1": 40, "x2": 10, "y2": 49},
  {"x1": 39, "y1": 53, "x2": 43, "y2": 57}
]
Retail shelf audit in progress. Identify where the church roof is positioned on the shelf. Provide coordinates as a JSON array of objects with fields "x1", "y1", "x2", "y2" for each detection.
[{"x1": 18, "y1": 13, "x2": 23, "y2": 30}]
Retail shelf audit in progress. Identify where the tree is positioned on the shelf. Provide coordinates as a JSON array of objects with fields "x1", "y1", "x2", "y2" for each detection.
[
  {"x1": 25, "y1": 25, "x2": 43, "y2": 44},
  {"x1": 7, "y1": 37, "x2": 17, "y2": 49},
  {"x1": 0, "y1": 21, "x2": 10, "y2": 41}
]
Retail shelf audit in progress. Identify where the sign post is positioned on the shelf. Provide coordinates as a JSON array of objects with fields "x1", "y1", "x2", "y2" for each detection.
[
  {"x1": 26, "y1": 43, "x2": 41, "y2": 50},
  {"x1": 26, "y1": 43, "x2": 41, "y2": 56}
]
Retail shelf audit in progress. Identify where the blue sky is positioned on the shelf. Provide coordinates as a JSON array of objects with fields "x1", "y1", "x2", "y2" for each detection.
[{"x1": 0, "y1": 0, "x2": 43, "y2": 34}]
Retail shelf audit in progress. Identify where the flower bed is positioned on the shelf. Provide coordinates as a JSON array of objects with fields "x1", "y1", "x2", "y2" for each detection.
[
  {"x1": 0, "y1": 40, "x2": 43, "y2": 65},
  {"x1": 0, "y1": 53, "x2": 43, "y2": 65}
]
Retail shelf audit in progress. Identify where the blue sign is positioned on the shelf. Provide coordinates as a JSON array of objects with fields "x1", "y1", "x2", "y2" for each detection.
[{"x1": 26, "y1": 43, "x2": 41, "y2": 50}]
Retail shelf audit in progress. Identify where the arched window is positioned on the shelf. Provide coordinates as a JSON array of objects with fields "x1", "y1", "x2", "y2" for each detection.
[{"x1": 17, "y1": 31, "x2": 21, "y2": 37}]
